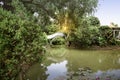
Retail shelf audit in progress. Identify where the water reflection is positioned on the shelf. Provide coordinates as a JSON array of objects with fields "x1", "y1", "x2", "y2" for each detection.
[
  {"x1": 25, "y1": 63, "x2": 48, "y2": 80},
  {"x1": 25, "y1": 48, "x2": 120, "y2": 80},
  {"x1": 118, "y1": 58, "x2": 120, "y2": 64},
  {"x1": 45, "y1": 61, "x2": 120, "y2": 80},
  {"x1": 93, "y1": 69, "x2": 120, "y2": 79},
  {"x1": 46, "y1": 60, "x2": 67, "y2": 80}
]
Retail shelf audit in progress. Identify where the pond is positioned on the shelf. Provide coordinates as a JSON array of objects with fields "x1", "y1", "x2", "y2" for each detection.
[{"x1": 25, "y1": 48, "x2": 120, "y2": 80}]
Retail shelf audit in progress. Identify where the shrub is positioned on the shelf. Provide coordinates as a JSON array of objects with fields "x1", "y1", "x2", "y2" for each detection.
[
  {"x1": 0, "y1": 7, "x2": 47, "y2": 80},
  {"x1": 51, "y1": 37, "x2": 65, "y2": 45},
  {"x1": 99, "y1": 26, "x2": 113, "y2": 45},
  {"x1": 68, "y1": 18, "x2": 100, "y2": 48}
]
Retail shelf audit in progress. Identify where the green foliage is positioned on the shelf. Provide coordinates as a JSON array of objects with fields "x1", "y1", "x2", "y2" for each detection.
[
  {"x1": 20, "y1": 0, "x2": 98, "y2": 28},
  {"x1": 0, "y1": 1, "x2": 47, "y2": 79},
  {"x1": 68, "y1": 17, "x2": 100, "y2": 47},
  {"x1": 87, "y1": 16, "x2": 100, "y2": 26},
  {"x1": 44, "y1": 24, "x2": 59, "y2": 35},
  {"x1": 18, "y1": 0, "x2": 99, "y2": 47},
  {"x1": 97, "y1": 37, "x2": 107, "y2": 46},
  {"x1": 51, "y1": 37, "x2": 65, "y2": 45},
  {"x1": 11, "y1": 0, "x2": 30, "y2": 19},
  {"x1": 99, "y1": 26, "x2": 115, "y2": 45},
  {"x1": 67, "y1": 14, "x2": 120, "y2": 48}
]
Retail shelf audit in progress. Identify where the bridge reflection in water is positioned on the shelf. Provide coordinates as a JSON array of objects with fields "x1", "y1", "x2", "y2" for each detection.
[{"x1": 25, "y1": 48, "x2": 120, "y2": 80}]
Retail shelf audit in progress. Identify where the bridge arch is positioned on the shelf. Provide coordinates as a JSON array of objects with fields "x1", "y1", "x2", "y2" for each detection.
[
  {"x1": 47, "y1": 32, "x2": 66, "y2": 39},
  {"x1": 46, "y1": 32, "x2": 66, "y2": 45}
]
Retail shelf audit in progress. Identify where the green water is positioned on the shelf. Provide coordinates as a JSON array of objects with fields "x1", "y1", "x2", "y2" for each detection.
[{"x1": 25, "y1": 48, "x2": 120, "y2": 80}]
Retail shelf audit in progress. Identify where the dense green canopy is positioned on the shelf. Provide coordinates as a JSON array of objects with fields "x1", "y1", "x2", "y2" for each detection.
[{"x1": 20, "y1": 0, "x2": 98, "y2": 26}]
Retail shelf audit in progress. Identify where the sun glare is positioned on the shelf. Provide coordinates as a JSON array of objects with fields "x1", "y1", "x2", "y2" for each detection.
[
  {"x1": 62, "y1": 25, "x2": 68, "y2": 32},
  {"x1": 58, "y1": 12, "x2": 75, "y2": 34}
]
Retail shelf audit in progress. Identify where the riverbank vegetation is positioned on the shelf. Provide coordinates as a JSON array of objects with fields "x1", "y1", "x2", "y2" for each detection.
[
  {"x1": 0, "y1": 0, "x2": 120, "y2": 80},
  {"x1": 67, "y1": 18, "x2": 120, "y2": 48},
  {"x1": 0, "y1": 0, "x2": 47, "y2": 80}
]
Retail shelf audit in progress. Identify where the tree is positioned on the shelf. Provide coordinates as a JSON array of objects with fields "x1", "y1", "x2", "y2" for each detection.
[
  {"x1": 67, "y1": 16, "x2": 100, "y2": 47},
  {"x1": 1, "y1": 0, "x2": 98, "y2": 35},
  {"x1": 0, "y1": 0, "x2": 47, "y2": 79},
  {"x1": 20, "y1": 0, "x2": 98, "y2": 32},
  {"x1": 110, "y1": 22, "x2": 118, "y2": 28},
  {"x1": 87, "y1": 16, "x2": 100, "y2": 26}
]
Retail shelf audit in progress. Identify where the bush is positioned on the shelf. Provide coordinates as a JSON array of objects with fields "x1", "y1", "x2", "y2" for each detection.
[
  {"x1": 67, "y1": 18, "x2": 120, "y2": 47},
  {"x1": 44, "y1": 24, "x2": 59, "y2": 35},
  {"x1": 0, "y1": 7, "x2": 47, "y2": 80},
  {"x1": 99, "y1": 26, "x2": 113, "y2": 45},
  {"x1": 68, "y1": 18, "x2": 100, "y2": 48},
  {"x1": 51, "y1": 37, "x2": 65, "y2": 45}
]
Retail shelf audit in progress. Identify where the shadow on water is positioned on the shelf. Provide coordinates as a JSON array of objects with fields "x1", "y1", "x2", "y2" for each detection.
[{"x1": 25, "y1": 48, "x2": 120, "y2": 80}]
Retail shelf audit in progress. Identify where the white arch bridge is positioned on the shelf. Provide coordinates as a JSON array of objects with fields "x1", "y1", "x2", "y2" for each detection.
[{"x1": 46, "y1": 32, "x2": 66, "y2": 45}]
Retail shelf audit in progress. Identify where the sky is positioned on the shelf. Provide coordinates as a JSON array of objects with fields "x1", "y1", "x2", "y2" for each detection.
[{"x1": 95, "y1": 0, "x2": 120, "y2": 26}]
